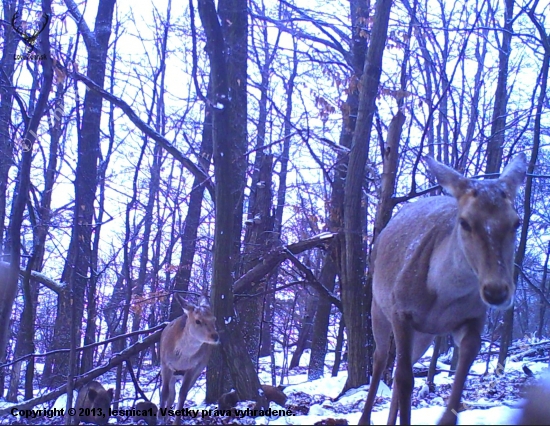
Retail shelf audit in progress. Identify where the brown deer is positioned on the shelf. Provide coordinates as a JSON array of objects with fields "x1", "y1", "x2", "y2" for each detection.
[
  {"x1": 359, "y1": 154, "x2": 527, "y2": 425},
  {"x1": 218, "y1": 384, "x2": 287, "y2": 411},
  {"x1": 74, "y1": 380, "x2": 114, "y2": 425},
  {"x1": 133, "y1": 400, "x2": 158, "y2": 425},
  {"x1": 158, "y1": 294, "x2": 219, "y2": 425}
]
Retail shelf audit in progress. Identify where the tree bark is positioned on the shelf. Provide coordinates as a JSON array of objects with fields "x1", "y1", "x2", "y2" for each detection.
[
  {"x1": 340, "y1": 0, "x2": 393, "y2": 392},
  {"x1": 170, "y1": 104, "x2": 213, "y2": 319},
  {"x1": 7, "y1": 78, "x2": 64, "y2": 401},
  {"x1": 498, "y1": 7, "x2": 548, "y2": 369},
  {"x1": 198, "y1": 0, "x2": 267, "y2": 407},
  {"x1": 236, "y1": 154, "x2": 274, "y2": 367},
  {"x1": 45, "y1": 0, "x2": 116, "y2": 387},
  {"x1": 1, "y1": 0, "x2": 53, "y2": 396},
  {"x1": 308, "y1": 0, "x2": 369, "y2": 382},
  {"x1": 485, "y1": 0, "x2": 514, "y2": 174}
]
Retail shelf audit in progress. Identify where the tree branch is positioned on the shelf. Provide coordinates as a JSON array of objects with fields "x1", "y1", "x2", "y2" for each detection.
[{"x1": 72, "y1": 72, "x2": 215, "y2": 200}]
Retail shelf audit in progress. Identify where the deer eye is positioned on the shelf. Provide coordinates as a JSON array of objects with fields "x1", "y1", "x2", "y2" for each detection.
[
  {"x1": 459, "y1": 218, "x2": 472, "y2": 232},
  {"x1": 195, "y1": 320, "x2": 202, "y2": 325}
]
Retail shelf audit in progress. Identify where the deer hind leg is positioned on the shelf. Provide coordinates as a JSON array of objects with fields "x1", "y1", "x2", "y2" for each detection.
[
  {"x1": 359, "y1": 300, "x2": 392, "y2": 425},
  {"x1": 438, "y1": 320, "x2": 482, "y2": 425},
  {"x1": 158, "y1": 369, "x2": 176, "y2": 425}
]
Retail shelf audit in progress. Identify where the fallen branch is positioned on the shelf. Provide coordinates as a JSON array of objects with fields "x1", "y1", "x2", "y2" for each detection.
[
  {"x1": 0, "y1": 324, "x2": 167, "y2": 370},
  {"x1": 234, "y1": 232, "x2": 336, "y2": 294},
  {"x1": 510, "y1": 340, "x2": 550, "y2": 362},
  {"x1": 284, "y1": 248, "x2": 342, "y2": 311},
  {"x1": 0, "y1": 329, "x2": 162, "y2": 416}
]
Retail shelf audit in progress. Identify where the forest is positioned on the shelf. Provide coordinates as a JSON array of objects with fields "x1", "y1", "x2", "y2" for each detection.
[{"x1": 0, "y1": 0, "x2": 549, "y2": 424}]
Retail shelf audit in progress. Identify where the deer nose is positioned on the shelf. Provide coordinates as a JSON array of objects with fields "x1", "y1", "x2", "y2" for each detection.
[
  {"x1": 211, "y1": 332, "x2": 220, "y2": 342},
  {"x1": 482, "y1": 285, "x2": 509, "y2": 307}
]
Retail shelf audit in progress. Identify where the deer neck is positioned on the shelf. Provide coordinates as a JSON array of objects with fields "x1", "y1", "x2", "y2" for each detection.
[{"x1": 178, "y1": 324, "x2": 204, "y2": 355}]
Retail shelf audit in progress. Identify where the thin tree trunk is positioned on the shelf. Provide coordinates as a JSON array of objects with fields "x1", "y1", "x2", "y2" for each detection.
[
  {"x1": 498, "y1": 8, "x2": 549, "y2": 368},
  {"x1": 340, "y1": 0, "x2": 393, "y2": 392},
  {"x1": 1, "y1": 0, "x2": 53, "y2": 398},
  {"x1": 308, "y1": 0, "x2": 369, "y2": 382},
  {"x1": 7, "y1": 78, "x2": 64, "y2": 401},
  {"x1": 0, "y1": 0, "x2": 21, "y2": 397},
  {"x1": 169, "y1": 103, "x2": 212, "y2": 319},
  {"x1": 45, "y1": 0, "x2": 116, "y2": 387},
  {"x1": 331, "y1": 316, "x2": 345, "y2": 377},
  {"x1": 537, "y1": 242, "x2": 550, "y2": 339},
  {"x1": 485, "y1": 0, "x2": 514, "y2": 173},
  {"x1": 198, "y1": 0, "x2": 267, "y2": 407},
  {"x1": 290, "y1": 292, "x2": 317, "y2": 369}
]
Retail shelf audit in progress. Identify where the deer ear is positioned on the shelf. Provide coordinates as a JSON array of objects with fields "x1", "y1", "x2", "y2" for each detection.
[
  {"x1": 175, "y1": 294, "x2": 195, "y2": 315},
  {"x1": 499, "y1": 153, "x2": 527, "y2": 198},
  {"x1": 424, "y1": 156, "x2": 470, "y2": 199},
  {"x1": 199, "y1": 296, "x2": 211, "y2": 308}
]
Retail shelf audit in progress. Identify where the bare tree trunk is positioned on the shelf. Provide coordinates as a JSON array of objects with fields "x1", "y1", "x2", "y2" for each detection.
[
  {"x1": 485, "y1": 0, "x2": 514, "y2": 174},
  {"x1": 537, "y1": 242, "x2": 550, "y2": 339},
  {"x1": 169, "y1": 104, "x2": 212, "y2": 319},
  {"x1": 498, "y1": 7, "x2": 548, "y2": 368},
  {"x1": 308, "y1": 0, "x2": 369, "y2": 382},
  {"x1": 131, "y1": 143, "x2": 163, "y2": 337},
  {"x1": 81, "y1": 30, "x2": 120, "y2": 373},
  {"x1": 1, "y1": 0, "x2": 53, "y2": 398},
  {"x1": 7, "y1": 78, "x2": 64, "y2": 401},
  {"x1": 0, "y1": 0, "x2": 19, "y2": 254},
  {"x1": 290, "y1": 292, "x2": 317, "y2": 369},
  {"x1": 198, "y1": 0, "x2": 267, "y2": 407},
  {"x1": 331, "y1": 316, "x2": 345, "y2": 377},
  {"x1": 340, "y1": 0, "x2": 393, "y2": 392},
  {"x1": 0, "y1": 0, "x2": 21, "y2": 398},
  {"x1": 237, "y1": 154, "x2": 274, "y2": 367},
  {"x1": 45, "y1": 0, "x2": 116, "y2": 387}
]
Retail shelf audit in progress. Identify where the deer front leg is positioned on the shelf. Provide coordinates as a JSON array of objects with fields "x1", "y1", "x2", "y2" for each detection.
[
  {"x1": 391, "y1": 314, "x2": 415, "y2": 425},
  {"x1": 173, "y1": 370, "x2": 201, "y2": 426},
  {"x1": 438, "y1": 321, "x2": 481, "y2": 425}
]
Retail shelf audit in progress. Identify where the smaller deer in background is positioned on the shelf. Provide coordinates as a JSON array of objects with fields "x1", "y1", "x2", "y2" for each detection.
[
  {"x1": 218, "y1": 384, "x2": 288, "y2": 411},
  {"x1": 133, "y1": 400, "x2": 158, "y2": 425},
  {"x1": 158, "y1": 294, "x2": 219, "y2": 425},
  {"x1": 75, "y1": 380, "x2": 114, "y2": 425}
]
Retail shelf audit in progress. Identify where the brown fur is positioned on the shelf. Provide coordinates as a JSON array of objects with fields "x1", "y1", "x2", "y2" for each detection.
[
  {"x1": 359, "y1": 154, "x2": 527, "y2": 425},
  {"x1": 133, "y1": 401, "x2": 158, "y2": 425},
  {"x1": 75, "y1": 380, "x2": 114, "y2": 425},
  {"x1": 218, "y1": 384, "x2": 287, "y2": 410},
  {"x1": 158, "y1": 294, "x2": 219, "y2": 425}
]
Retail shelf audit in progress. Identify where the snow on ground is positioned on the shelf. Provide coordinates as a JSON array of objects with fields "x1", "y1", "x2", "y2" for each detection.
[{"x1": 0, "y1": 341, "x2": 548, "y2": 425}]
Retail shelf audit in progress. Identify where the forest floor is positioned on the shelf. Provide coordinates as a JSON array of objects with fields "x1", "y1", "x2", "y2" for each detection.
[{"x1": 0, "y1": 337, "x2": 548, "y2": 425}]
